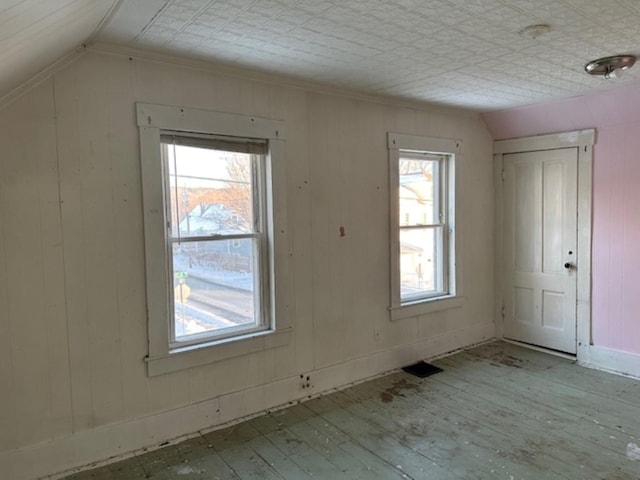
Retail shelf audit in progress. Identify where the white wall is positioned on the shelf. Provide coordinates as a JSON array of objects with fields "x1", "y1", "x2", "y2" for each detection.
[{"x1": 0, "y1": 50, "x2": 495, "y2": 479}]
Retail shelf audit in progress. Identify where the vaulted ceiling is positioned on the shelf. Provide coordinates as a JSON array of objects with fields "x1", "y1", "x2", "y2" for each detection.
[{"x1": 3, "y1": 0, "x2": 640, "y2": 111}]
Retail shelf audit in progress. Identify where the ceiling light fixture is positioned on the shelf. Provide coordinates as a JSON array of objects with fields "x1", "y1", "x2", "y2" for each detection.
[{"x1": 585, "y1": 55, "x2": 636, "y2": 79}]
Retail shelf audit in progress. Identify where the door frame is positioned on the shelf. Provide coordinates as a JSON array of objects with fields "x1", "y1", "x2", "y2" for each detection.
[{"x1": 494, "y1": 129, "x2": 595, "y2": 360}]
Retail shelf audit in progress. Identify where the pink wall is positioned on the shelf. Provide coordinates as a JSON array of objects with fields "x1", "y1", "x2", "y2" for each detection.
[{"x1": 483, "y1": 82, "x2": 640, "y2": 355}]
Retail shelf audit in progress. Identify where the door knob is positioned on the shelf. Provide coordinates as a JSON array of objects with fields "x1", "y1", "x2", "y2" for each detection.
[{"x1": 564, "y1": 262, "x2": 573, "y2": 269}]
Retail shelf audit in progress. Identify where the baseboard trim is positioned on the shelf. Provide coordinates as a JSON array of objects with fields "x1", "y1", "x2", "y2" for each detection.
[
  {"x1": 2, "y1": 322, "x2": 495, "y2": 480},
  {"x1": 579, "y1": 345, "x2": 640, "y2": 380}
]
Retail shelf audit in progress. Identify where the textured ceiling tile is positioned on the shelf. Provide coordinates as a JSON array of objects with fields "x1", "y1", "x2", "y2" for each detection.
[
  {"x1": 181, "y1": 22, "x2": 213, "y2": 36},
  {"x1": 569, "y1": 0, "x2": 630, "y2": 20},
  {"x1": 247, "y1": 0, "x2": 288, "y2": 14},
  {"x1": 90, "y1": 0, "x2": 640, "y2": 110},
  {"x1": 263, "y1": 20, "x2": 299, "y2": 34},
  {"x1": 392, "y1": 12, "x2": 442, "y2": 32},
  {"x1": 447, "y1": 0, "x2": 504, "y2": 14},
  {"x1": 139, "y1": 25, "x2": 179, "y2": 41},
  {"x1": 163, "y1": 4, "x2": 200, "y2": 20},
  {"x1": 292, "y1": 0, "x2": 333, "y2": 14},
  {"x1": 275, "y1": 10, "x2": 314, "y2": 24},
  {"x1": 619, "y1": 0, "x2": 640, "y2": 14},
  {"x1": 417, "y1": 1, "x2": 477, "y2": 25},
  {"x1": 204, "y1": 3, "x2": 244, "y2": 19},
  {"x1": 479, "y1": 4, "x2": 532, "y2": 24},
  {"x1": 174, "y1": 0, "x2": 210, "y2": 7}
]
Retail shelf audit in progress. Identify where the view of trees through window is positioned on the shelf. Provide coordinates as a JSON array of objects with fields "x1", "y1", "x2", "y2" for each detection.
[{"x1": 163, "y1": 141, "x2": 263, "y2": 344}]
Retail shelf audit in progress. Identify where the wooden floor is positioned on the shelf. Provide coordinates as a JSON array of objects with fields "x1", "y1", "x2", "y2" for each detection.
[{"x1": 62, "y1": 341, "x2": 640, "y2": 480}]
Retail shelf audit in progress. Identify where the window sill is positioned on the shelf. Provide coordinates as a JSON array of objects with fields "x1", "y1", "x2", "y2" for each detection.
[
  {"x1": 146, "y1": 327, "x2": 292, "y2": 376},
  {"x1": 389, "y1": 296, "x2": 463, "y2": 321}
]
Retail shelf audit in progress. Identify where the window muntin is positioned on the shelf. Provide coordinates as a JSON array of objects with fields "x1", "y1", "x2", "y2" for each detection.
[
  {"x1": 398, "y1": 151, "x2": 449, "y2": 302},
  {"x1": 160, "y1": 134, "x2": 270, "y2": 347}
]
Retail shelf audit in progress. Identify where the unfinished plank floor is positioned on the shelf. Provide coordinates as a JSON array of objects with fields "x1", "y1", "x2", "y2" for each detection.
[{"x1": 61, "y1": 342, "x2": 640, "y2": 480}]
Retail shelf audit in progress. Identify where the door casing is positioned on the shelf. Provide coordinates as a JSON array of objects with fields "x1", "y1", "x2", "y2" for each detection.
[{"x1": 494, "y1": 129, "x2": 594, "y2": 360}]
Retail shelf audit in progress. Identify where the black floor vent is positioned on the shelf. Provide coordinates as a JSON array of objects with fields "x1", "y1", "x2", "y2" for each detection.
[{"x1": 402, "y1": 361, "x2": 443, "y2": 378}]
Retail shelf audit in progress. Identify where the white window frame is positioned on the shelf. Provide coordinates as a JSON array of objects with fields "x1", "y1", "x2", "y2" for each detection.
[
  {"x1": 137, "y1": 103, "x2": 291, "y2": 376},
  {"x1": 388, "y1": 133, "x2": 463, "y2": 321},
  {"x1": 161, "y1": 134, "x2": 269, "y2": 348}
]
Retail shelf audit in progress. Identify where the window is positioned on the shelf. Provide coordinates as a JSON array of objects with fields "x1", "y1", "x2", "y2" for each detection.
[
  {"x1": 138, "y1": 104, "x2": 290, "y2": 375},
  {"x1": 161, "y1": 134, "x2": 268, "y2": 348},
  {"x1": 398, "y1": 151, "x2": 448, "y2": 301},
  {"x1": 388, "y1": 133, "x2": 461, "y2": 320}
]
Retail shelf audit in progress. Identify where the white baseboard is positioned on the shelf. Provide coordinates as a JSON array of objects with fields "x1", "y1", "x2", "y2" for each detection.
[
  {"x1": 2, "y1": 322, "x2": 495, "y2": 480},
  {"x1": 579, "y1": 345, "x2": 640, "y2": 380}
]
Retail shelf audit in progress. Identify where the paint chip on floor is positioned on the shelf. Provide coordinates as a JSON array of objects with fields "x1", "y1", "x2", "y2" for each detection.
[
  {"x1": 174, "y1": 465, "x2": 204, "y2": 475},
  {"x1": 627, "y1": 443, "x2": 640, "y2": 461}
]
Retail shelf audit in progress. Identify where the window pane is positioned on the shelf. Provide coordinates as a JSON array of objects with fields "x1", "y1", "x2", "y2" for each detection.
[
  {"x1": 172, "y1": 238, "x2": 260, "y2": 342},
  {"x1": 164, "y1": 143, "x2": 254, "y2": 238},
  {"x1": 399, "y1": 157, "x2": 439, "y2": 226},
  {"x1": 400, "y1": 227, "x2": 444, "y2": 300}
]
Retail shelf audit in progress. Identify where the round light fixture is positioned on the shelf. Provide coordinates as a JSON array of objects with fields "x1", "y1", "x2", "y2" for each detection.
[{"x1": 585, "y1": 55, "x2": 636, "y2": 79}]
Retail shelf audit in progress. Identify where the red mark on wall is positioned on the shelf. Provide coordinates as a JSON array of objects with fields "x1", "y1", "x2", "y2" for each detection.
[{"x1": 339, "y1": 226, "x2": 346, "y2": 237}]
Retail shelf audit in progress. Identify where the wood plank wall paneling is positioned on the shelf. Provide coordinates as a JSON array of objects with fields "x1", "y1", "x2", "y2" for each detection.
[
  {"x1": 0, "y1": 50, "x2": 495, "y2": 476},
  {"x1": 592, "y1": 129, "x2": 624, "y2": 350},
  {"x1": 5, "y1": 88, "x2": 55, "y2": 447},
  {"x1": 54, "y1": 65, "x2": 94, "y2": 433},
  {"x1": 0, "y1": 146, "x2": 14, "y2": 451},
  {"x1": 284, "y1": 89, "x2": 314, "y2": 375},
  {"x1": 34, "y1": 81, "x2": 74, "y2": 443},
  {"x1": 351, "y1": 101, "x2": 389, "y2": 355},
  {"x1": 308, "y1": 94, "x2": 334, "y2": 369},
  {"x1": 103, "y1": 55, "x2": 149, "y2": 423},
  {"x1": 0, "y1": 1, "x2": 116, "y2": 97},
  {"x1": 592, "y1": 126, "x2": 640, "y2": 353},
  {"x1": 56, "y1": 53, "x2": 125, "y2": 431},
  {"x1": 0, "y1": 79, "x2": 73, "y2": 449}
]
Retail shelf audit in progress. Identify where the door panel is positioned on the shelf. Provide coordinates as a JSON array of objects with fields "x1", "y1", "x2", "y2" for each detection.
[{"x1": 504, "y1": 148, "x2": 577, "y2": 354}]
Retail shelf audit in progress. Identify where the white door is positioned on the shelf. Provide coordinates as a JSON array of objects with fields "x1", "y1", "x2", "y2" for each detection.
[{"x1": 503, "y1": 148, "x2": 577, "y2": 354}]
